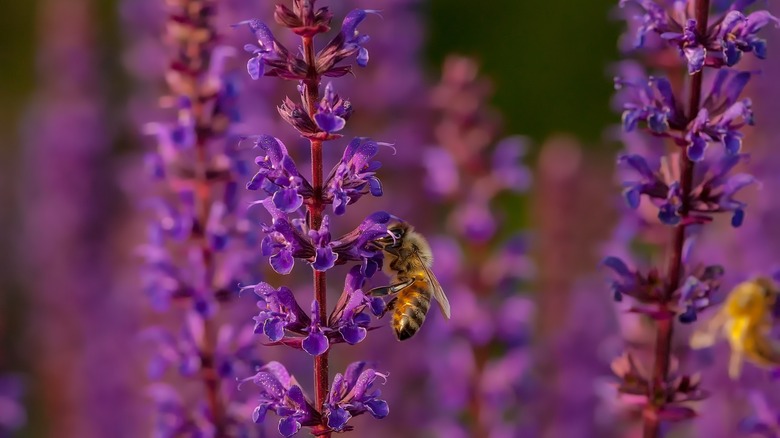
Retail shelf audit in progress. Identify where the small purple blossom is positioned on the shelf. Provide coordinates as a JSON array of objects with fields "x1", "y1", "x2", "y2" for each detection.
[
  {"x1": 719, "y1": 10, "x2": 780, "y2": 66},
  {"x1": 308, "y1": 216, "x2": 338, "y2": 271},
  {"x1": 251, "y1": 282, "x2": 310, "y2": 342},
  {"x1": 240, "y1": 362, "x2": 318, "y2": 436},
  {"x1": 324, "y1": 138, "x2": 387, "y2": 215},
  {"x1": 614, "y1": 74, "x2": 679, "y2": 134},
  {"x1": 303, "y1": 300, "x2": 330, "y2": 356},
  {"x1": 323, "y1": 362, "x2": 389, "y2": 432},
  {"x1": 314, "y1": 83, "x2": 353, "y2": 133},
  {"x1": 245, "y1": 135, "x2": 312, "y2": 212}
]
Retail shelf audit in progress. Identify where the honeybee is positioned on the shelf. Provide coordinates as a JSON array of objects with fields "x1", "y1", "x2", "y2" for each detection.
[
  {"x1": 369, "y1": 221, "x2": 451, "y2": 340},
  {"x1": 690, "y1": 277, "x2": 780, "y2": 379}
]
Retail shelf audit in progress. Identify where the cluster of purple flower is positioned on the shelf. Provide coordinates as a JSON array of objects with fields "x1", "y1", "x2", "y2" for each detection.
[
  {"x1": 232, "y1": 1, "x2": 401, "y2": 435},
  {"x1": 138, "y1": 0, "x2": 266, "y2": 435},
  {"x1": 606, "y1": 0, "x2": 778, "y2": 435},
  {"x1": 412, "y1": 55, "x2": 534, "y2": 437}
]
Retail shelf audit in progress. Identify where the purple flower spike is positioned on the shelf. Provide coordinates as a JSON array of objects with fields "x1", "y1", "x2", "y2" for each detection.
[
  {"x1": 324, "y1": 138, "x2": 387, "y2": 215},
  {"x1": 323, "y1": 362, "x2": 389, "y2": 432},
  {"x1": 302, "y1": 301, "x2": 329, "y2": 356}
]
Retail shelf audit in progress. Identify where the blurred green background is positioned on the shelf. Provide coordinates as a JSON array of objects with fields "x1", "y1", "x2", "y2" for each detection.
[{"x1": 0, "y1": 0, "x2": 619, "y2": 152}]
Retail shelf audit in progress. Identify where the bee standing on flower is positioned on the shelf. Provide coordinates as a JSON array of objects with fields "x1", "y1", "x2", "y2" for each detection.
[
  {"x1": 371, "y1": 221, "x2": 451, "y2": 340},
  {"x1": 690, "y1": 277, "x2": 780, "y2": 379}
]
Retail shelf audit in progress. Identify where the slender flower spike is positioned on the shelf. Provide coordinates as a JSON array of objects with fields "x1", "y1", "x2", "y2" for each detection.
[
  {"x1": 234, "y1": 2, "x2": 400, "y2": 436},
  {"x1": 323, "y1": 362, "x2": 389, "y2": 432}
]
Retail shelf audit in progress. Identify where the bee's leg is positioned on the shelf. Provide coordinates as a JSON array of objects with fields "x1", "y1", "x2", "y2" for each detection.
[
  {"x1": 368, "y1": 279, "x2": 414, "y2": 297},
  {"x1": 380, "y1": 297, "x2": 398, "y2": 319}
]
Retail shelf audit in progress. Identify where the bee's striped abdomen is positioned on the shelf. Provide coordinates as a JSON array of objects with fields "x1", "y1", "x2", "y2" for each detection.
[{"x1": 392, "y1": 280, "x2": 432, "y2": 340}]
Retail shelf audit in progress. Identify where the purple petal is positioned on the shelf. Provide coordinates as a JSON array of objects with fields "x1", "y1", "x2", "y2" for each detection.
[
  {"x1": 603, "y1": 256, "x2": 632, "y2": 278},
  {"x1": 687, "y1": 136, "x2": 707, "y2": 161},
  {"x1": 270, "y1": 250, "x2": 294, "y2": 275},
  {"x1": 314, "y1": 113, "x2": 346, "y2": 133},
  {"x1": 253, "y1": 404, "x2": 269, "y2": 423},
  {"x1": 312, "y1": 247, "x2": 338, "y2": 271},
  {"x1": 302, "y1": 332, "x2": 329, "y2": 356},
  {"x1": 272, "y1": 188, "x2": 303, "y2": 213},
  {"x1": 369, "y1": 297, "x2": 386, "y2": 316},
  {"x1": 365, "y1": 399, "x2": 389, "y2": 418},
  {"x1": 247, "y1": 57, "x2": 261, "y2": 80},
  {"x1": 340, "y1": 324, "x2": 367, "y2": 345},
  {"x1": 264, "y1": 317, "x2": 286, "y2": 342},
  {"x1": 732, "y1": 209, "x2": 745, "y2": 227},
  {"x1": 254, "y1": 372, "x2": 286, "y2": 399},
  {"x1": 278, "y1": 416, "x2": 301, "y2": 437},
  {"x1": 326, "y1": 406, "x2": 352, "y2": 431}
]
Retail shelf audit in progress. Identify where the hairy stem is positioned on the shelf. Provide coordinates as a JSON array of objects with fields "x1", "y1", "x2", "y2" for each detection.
[
  {"x1": 301, "y1": 33, "x2": 331, "y2": 437},
  {"x1": 642, "y1": 1, "x2": 709, "y2": 437}
]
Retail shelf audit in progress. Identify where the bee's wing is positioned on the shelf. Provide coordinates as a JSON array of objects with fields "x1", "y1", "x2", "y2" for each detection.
[
  {"x1": 690, "y1": 309, "x2": 728, "y2": 349},
  {"x1": 415, "y1": 252, "x2": 451, "y2": 319}
]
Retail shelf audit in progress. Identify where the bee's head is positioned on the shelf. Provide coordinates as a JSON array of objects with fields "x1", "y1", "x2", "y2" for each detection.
[{"x1": 375, "y1": 221, "x2": 410, "y2": 248}]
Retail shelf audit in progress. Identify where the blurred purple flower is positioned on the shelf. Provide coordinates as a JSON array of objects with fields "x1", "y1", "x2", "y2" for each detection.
[{"x1": 0, "y1": 376, "x2": 25, "y2": 435}]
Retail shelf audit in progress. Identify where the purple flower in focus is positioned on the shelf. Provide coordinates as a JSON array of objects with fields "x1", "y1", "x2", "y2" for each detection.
[
  {"x1": 240, "y1": 362, "x2": 318, "y2": 436},
  {"x1": 251, "y1": 282, "x2": 310, "y2": 342},
  {"x1": 303, "y1": 300, "x2": 329, "y2": 356},
  {"x1": 245, "y1": 135, "x2": 313, "y2": 213},
  {"x1": 323, "y1": 362, "x2": 389, "y2": 432},
  {"x1": 314, "y1": 83, "x2": 353, "y2": 133},
  {"x1": 308, "y1": 215, "x2": 338, "y2": 271},
  {"x1": 318, "y1": 9, "x2": 381, "y2": 74},
  {"x1": 324, "y1": 138, "x2": 387, "y2": 215}
]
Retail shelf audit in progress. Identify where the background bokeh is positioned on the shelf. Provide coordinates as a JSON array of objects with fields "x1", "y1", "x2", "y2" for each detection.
[{"x1": 5, "y1": 0, "x2": 778, "y2": 437}]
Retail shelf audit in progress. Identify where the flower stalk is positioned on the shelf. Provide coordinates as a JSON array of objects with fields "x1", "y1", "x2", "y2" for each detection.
[
  {"x1": 302, "y1": 30, "x2": 330, "y2": 436},
  {"x1": 234, "y1": 1, "x2": 397, "y2": 435},
  {"x1": 608, "y1": 0, "x2": 779, "y2": 435}
]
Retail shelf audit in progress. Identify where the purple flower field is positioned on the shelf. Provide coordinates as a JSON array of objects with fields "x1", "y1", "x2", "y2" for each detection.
[{"x1": 3, "y1": 0, "x2": 780, "y2": 437}]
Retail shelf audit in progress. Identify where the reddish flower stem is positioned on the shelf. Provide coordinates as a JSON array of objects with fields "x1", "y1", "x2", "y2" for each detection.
[
  {"x1": 301, "y1": 33, "x2": 331, "y2": 437},
  {"x1": 642, "y1": 1, "x2": 709, "y2": 437}
]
